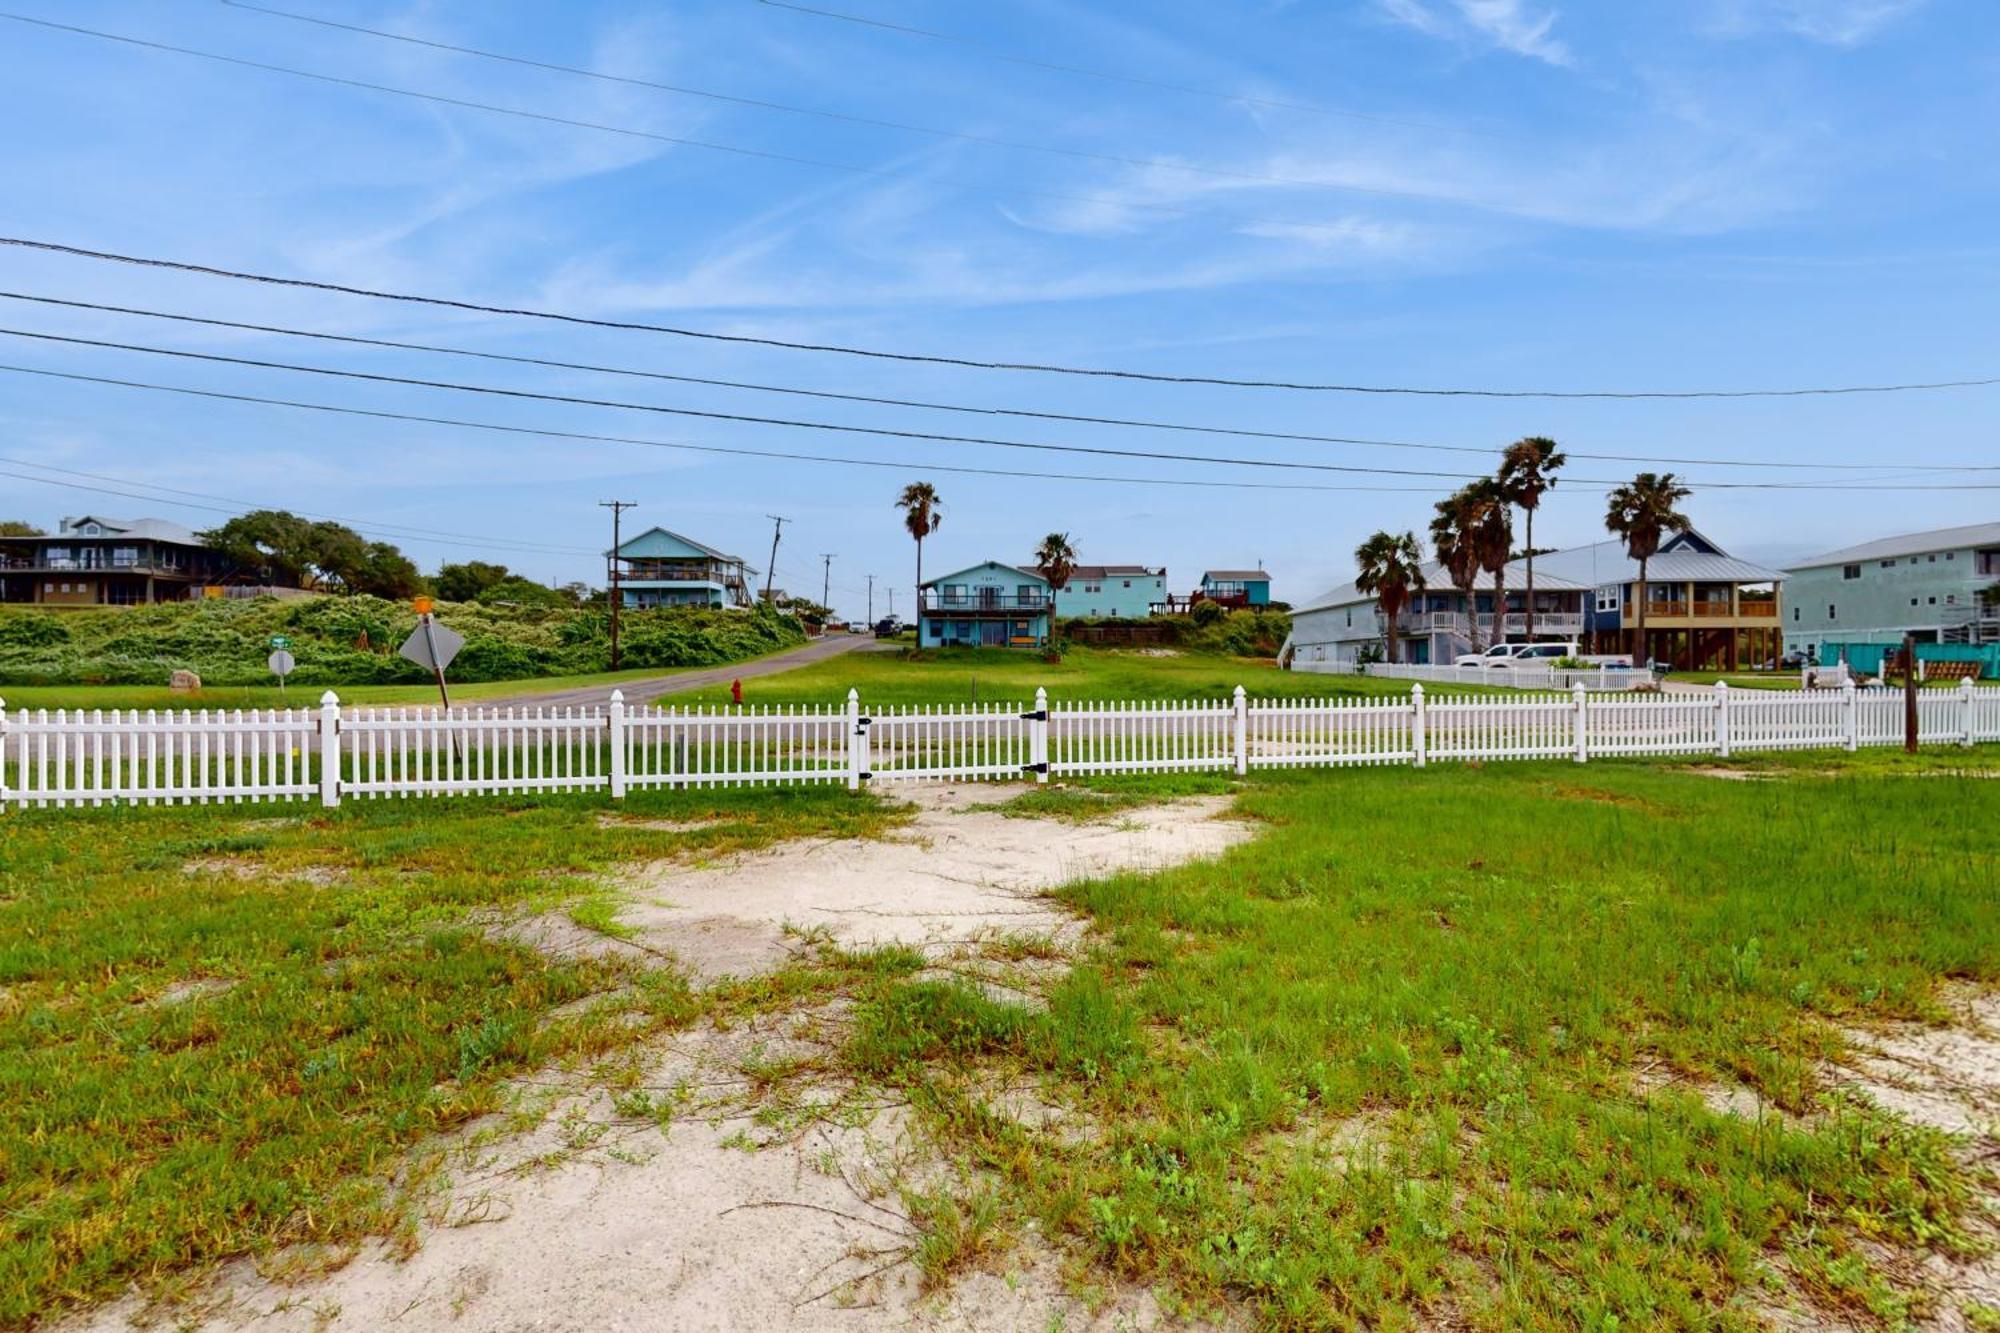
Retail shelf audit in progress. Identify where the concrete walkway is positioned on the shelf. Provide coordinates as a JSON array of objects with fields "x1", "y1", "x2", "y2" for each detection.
[{"x1": 472, "y1": 633, "x2": 882, "y2": 711}]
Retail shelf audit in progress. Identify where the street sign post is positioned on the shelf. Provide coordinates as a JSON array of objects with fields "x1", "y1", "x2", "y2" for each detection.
[
  {"x1": 399, "y1": 606, "x2": 466, "y2": 759},
  {"x1": 267, "y1": 648, "x2": 295, "y2": 700}
]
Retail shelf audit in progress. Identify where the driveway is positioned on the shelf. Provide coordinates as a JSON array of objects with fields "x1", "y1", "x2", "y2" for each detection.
[{"x1": 470, "y1": 633, "x2": 882, "y2": 711}]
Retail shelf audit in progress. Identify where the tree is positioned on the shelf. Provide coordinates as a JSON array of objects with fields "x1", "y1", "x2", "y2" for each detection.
[
  {"x1": 198, "y1": 510, "x2": 421, "y2": 597},
  {"x1": 0, "y1": 520, "x2": 44, "y2": 536},
  {"x1": 1496, "y1": 436, "x2": 1567, "y2": 642},
  {"x1": 895, "y1": 482, "x2": 943, "y2": 635},
  {"x1": 435, "y1": 560, "x2": 511, "y2": 602},
  {"x1": 1430, "y1": 486, "x2": 1486, "y2": 652},
  {"x1": 1462, "y1": 478, "x2": 1514, "y2": 650},
  {"x1": 1033, "y1": 532, "x2": 1077, "y2": 646},
  {"x1": 475, "y1": 575, "x2": 570, "y2": 608},
  {"x1": 1604, "y1": 472, "x2": 1693, "y2": 667},
  {"x1": 349, "y1": 542, "x2": 425, "y2": 600},
  {"x1": 1353, "y1": 530, "x2": 1426, "y2": 665}
]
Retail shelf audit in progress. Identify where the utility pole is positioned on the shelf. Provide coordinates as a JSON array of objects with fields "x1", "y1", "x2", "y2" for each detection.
[
  {"x1": 820, "y1": 553, "x2": 835, "y2": 612},
  {"x1": 599, "y1": 500, "x2": 636, "y2": 671},
  {"x1": 866, "y1": 574, "x2": 875, "y2": 624},
  {"x1": 763, "y1": 515, "x2": 788, "y2": 604}
]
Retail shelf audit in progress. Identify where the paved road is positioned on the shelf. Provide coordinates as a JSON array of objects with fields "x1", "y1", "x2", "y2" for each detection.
[{"x1": 469, "y1": 633, "x2": 883, "y2": 711}]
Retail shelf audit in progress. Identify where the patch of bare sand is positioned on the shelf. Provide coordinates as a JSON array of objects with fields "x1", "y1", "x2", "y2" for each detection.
[
  {"x1": 600, "y1": 782, "x2": 1251, "y2": 984},
  {"x1": 62, "y1": 785, "x2": 1244, "y2": 1333}
]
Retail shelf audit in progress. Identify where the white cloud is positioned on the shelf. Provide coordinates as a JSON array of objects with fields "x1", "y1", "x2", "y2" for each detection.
[
  {"x1": 1374, "y1": 0, "x2": 1573, "y2": 66},
  {"x1": 1703, "y1": 0, "x2": 1926, "y2": 45}
]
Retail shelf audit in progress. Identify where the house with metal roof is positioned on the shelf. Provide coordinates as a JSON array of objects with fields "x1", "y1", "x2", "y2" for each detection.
[
  {"x1": 609, "y1": 526, "x2": 756, "y2": 610},
  {"x1": 1198, "y1": 568, "x2": 1272, "y2": 608},
  {"x1": 1288, "y1": 528, "x2": 1786, "y2": 670},
  {"x1": 0, "y1": 514, "x2": 242, "y2": 605},
  {"x1": 1782, "y1": 521, "x2": 2000, "y2": 653},
  {"x1": 918, "y1": 560, "x2": 1051, "y2": 648},
  {"x1": 1049, "y1": 564, "x2": 1167, "y2": 619}
]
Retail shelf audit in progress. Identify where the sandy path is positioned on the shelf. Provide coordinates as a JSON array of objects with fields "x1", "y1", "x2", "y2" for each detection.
[{"x1": 62, "y1": 785, "x2": 1249, "y2": 1333}]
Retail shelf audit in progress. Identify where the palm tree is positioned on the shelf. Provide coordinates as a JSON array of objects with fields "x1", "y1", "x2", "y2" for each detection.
[
  {"x1": 896, "y1": 482, "x2": 943, "y2": 637},
  {"x1": 1604, "y1": 472, "x2": 1693, "y2": 668},
  {"x1": 1354, "y1": 530, "x2": 1426, "y2": 664},
  {"x1": 1463, "y1": 478, "x2": 1515, "y2": 650},
  {"x1": 1032, "y1": 532, "x2": 1077, "y2": 648},
  {"x1": 1430, "y1": 489, "x2": 1485, "y2": 652},
  {"x1": 1496, "y1": 436, "x2": 1567, "y2": 642}
]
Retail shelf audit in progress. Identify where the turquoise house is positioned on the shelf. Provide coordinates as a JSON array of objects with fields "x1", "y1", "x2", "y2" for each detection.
[
  {"x1": 610, "y1": 526, "x2": 755, "y2": 610},
  {"x1": 918, "y1": 561, "x2": 1051, "y2": 648},
  {"x1": 1052, "y1": 564, "x2": 1168, "y2": 619},
  {"x1": 1200, "y1": 568, "x2": 1272, "y2": 608}
]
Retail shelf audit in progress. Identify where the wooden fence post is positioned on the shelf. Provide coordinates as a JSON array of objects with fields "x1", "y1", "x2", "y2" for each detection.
[
  {"x1": 1843, "y1": 678, "x2": 1858, "y2": 752},
  {"x1": 1962, "y1": 677, "x2": 1978, "y2": 748},
  {"x1": 318, "y1": 690, "x2": 341, "y2": 809},
  {"x1": 608, "y1": 690, "x2": 627, "y2": 799},
  {"x1": 1715, "y1": 681, "x2": 1731, "y2": 759},
  {"x1": 1232, "y1": 685, "x2": 1248, "y2": 776},
  {"x1": 1411, "y1": 683, "x2": 1427, "y2": 769},
  {"x1": 845, "y1": 688, "x2": 863, "y2": 791},
  {"x1": 1033, "y1": 687, "x2": 1050, "y2": 784},
  {"x1": 1573, "y1": 682, "x2": 1589, "y2": 764}
]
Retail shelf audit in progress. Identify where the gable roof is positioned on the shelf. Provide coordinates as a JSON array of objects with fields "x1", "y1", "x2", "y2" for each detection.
[
  {"x1": 1064, "y1": 564, "x2": 1164, "y2": 581},
  {"x1": 1788, "y1": 521, "x2": 2000, "y2": 570},
  {"x1": 52, "y1": 514, "x2": 204, "y2": 544},
  {"x1": 610, "y1": 525, "x2": 748, "y2": 565},
  {"x1": 1203, "y1": 569, "x2": 1270, "y2": 582},
  {"x1": 921, "y1": 560, "x2": 1049, "y2": 588},
  {"x1": 1295, "y1": 559, "x2": 1594, "y2": 614}
]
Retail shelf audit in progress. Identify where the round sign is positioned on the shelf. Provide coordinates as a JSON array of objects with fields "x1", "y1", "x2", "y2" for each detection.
[{"x1": 268, "y1": 650, "x2": 296, "y2": 677}]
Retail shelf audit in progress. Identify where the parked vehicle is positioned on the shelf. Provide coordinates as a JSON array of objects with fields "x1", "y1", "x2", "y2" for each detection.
[
  {"x1": 1454, "y1": 642, "x2": 1580, "y2": 667},
  {"x1": 873, "y1": 617, "x2": 903, "y2": 638}
]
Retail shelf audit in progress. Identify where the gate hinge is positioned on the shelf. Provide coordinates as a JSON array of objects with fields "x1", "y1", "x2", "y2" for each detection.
[
  {"x1": 858, "y1": 771, "x2": 874, "y2": 781},
  {"x1": 1020, "y1": 709, "x2": 1047, "y2": 721},
  {"x1": 1020, "y1": 761, "x2": 1049, "y2": 774},
  {"x1": 855, "y1": 716, "x2": 872, "y2": 729}
]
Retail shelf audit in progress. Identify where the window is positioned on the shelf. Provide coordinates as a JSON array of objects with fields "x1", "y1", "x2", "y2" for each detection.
[
  {"x1": 1121, "y1": 579, "x2": 1131, "y2": 588},
  {"x1": 81, "y1": 523, "x2": 100, "y2": 535},
  {"x1": 1345, "y1": 608, "x2": 1352, "y2": 627},
  {"x1": 1946, "y1": 552, "x2": 1955, "y2": 560},
  {"x1": 1792, "y1": 607, "x2": 1800, "y2": 622},
  {"x1": 1881, "y1": 560, "x2": 1895, "y2": 569},
  {"x1": 1911, "y1": 598, "x2": 1919, "y2": 606},
  {"x1": 1828, "y1": 604, "x2": 1836, "y2": 619},
  {"x1": 1596, "y1": 587, "x2": 1620, "y2": 612},
  {"x1": 111, "y1": 547, "x2": 138, "y2": 567},
  {"x1": 1928, "y1": 596, "x2": 1937, "y2": 605},
  {"x1": 1928, "y1": 554, "x2": 1937, "y2": 562},
  {"x1": 1842, "y1": 564, "x2": 1861, "y2": 580}
]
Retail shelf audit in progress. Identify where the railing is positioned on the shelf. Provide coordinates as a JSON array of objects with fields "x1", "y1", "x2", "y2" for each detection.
[
  {"x1": 1737, "y1": 601, "x2": 1779, "y2": 618},
  {"x1": 919, "y1": 593, "x2": 1048, "y2": 612},
  {"x1": 1644, "y1": 601, "x2": 1689, "y2": 618},
  {"x1": 5, "y1": 682, "x2": 1997, "y2": 811},
  {"x1": 1385, "y1": 611, "x2": 1585, "y2": 635}
]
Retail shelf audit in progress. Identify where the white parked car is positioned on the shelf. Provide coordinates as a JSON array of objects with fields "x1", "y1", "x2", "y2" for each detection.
[{"x1": 1454, "y1": 642, "x2": 1577, "y2": 668}]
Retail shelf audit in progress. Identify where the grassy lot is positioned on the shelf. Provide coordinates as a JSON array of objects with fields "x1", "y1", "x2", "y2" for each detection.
[
  {"x1": 5, "y1": 747, "x2": 1996, "y2": 1327},
  {"x1": 848, "y1": 747, "x2": 2000, "y2": 1327},
  {"x1": 677, "y1": 645, "x2": 1499, "y2": 705}
]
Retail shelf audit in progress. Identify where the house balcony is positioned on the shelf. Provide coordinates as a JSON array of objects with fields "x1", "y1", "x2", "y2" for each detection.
[
  {"x1": 1625, "y1": 601, "x2": 1777, "y2": 623},
  {"x1": 1, "y1": 556, "x2": 193, "y2": 576},
  {"x1": 920, "y1": 591, "x2": 1048, "y2": 616},
  {"x1": 1382, "y1": 610, "x2": 1584, "y2": 637}
]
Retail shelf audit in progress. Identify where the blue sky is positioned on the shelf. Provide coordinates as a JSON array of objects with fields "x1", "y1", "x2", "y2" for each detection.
[{"x1": 0, "y1": 0, "x2": 1995, "y2": 616}]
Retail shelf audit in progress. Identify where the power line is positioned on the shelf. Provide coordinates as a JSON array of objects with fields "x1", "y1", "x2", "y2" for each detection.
[
  {"x1": 0, "y1": 457, "x2": 600, "y2": 556},
  {"x1": 3, "y1": 361, "x2": 1991, "y2": 493},
  {"x1": 753, "y1": 0, "x2": 1494, "y2": 135},
  {"x1": 222, "y1": 0, "x2": 1498, "y2": 186},
  {"x1": 0, "y1": 13, "x2": 1443, "y2": 231},
  {"x1": 8, "y1": 235, "x2": 1997, "y2": 401},
  {"x1": 7, "y1": 290, "x2": 1984, "y2": 473}
]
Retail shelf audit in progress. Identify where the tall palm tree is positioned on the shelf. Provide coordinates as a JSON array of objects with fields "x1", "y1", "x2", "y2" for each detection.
[
  {"x1": 896, "y1": 482, "x2": 943, "y2": 638},
  {"x1": 1463, "y1": 477, "x2": 1515, "y2": 650},
  {"x1": 1354, "y1": 530, "x2": 1426, "y2": 664},
  {"x1": 1032, "y1": 532, "x2": 1077, "y2": 648},
  {"x1": 1430, "y1": 489, "x2": 1485, "y2": 652},
  {"x1": 1604, "y1": 472, "x2": 1693, "y2": 668},
  {"x1": 1496, "y1": 436, "x2": 1567, "y2": 642}
]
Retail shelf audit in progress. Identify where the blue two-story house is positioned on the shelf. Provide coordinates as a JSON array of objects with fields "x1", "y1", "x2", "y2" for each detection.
[
  {"x1": 918, "y1": 561, "x2": 1051, "y2": 648},
  {"x1": 1052, "y1": 564, "x2": 1167, "y2": 619},
  {"x1": 610, "y1": 526, "x2": 756, "y2": 610}
]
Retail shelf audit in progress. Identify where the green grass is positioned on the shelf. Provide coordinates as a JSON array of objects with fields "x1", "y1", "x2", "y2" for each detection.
[
  {"x1": 678, "y1": 645, "x2": 1496, "y2": 705},
  {"x1": 0, "y1": 785, "x2": 907, "y2": 1325},
  {"x1": 7, "y1": 747, "x2": 1998, "y2": 1328},
  {"x1": 842, "y1": 748, "x2": 2000, "y2": 1328}
]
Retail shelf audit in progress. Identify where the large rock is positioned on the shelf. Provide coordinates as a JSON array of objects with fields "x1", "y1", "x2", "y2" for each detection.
[{"x1": 169, "y1": 669, "x2": 202, "y2": 692}]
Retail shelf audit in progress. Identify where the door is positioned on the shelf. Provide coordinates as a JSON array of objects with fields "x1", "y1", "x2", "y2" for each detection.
[{"x1": 981, "y1": 621, "x2": 1007, "y2": 646}]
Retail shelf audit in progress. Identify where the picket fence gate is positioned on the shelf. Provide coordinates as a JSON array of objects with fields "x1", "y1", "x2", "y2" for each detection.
[{"x1": 4, "y1": 680, "x2": 1997, "y2": 811}]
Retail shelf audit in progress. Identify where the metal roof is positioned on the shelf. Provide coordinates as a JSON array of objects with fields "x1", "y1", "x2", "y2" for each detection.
[
  {"x1": 608, "y1": 525, "x2": 749, "y2": 565},
  {"x1": 1295, "y1": 558, "x2": 1593, "y2": 614},
  {"x1": 1202, "y1": 569, "x2": 1270, "y2": 581},
  {"x1": 49, "y1": 514, "x2": 204, "y2": 545},
  {"x1": 1788, "y1": 521, "x2": 2000, "y2": 570},
  {"x1": 921, "y1": 560, "x2": 1049, "y2": 588},
  {"x1": 1064, "y1": 564, "x2": 1164, "y2": 580}
]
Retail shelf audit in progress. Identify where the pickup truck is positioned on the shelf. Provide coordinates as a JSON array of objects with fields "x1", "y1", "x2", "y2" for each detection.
[{"x1": 1452, "y1": 643, "x2": 1634, "y2": 669}]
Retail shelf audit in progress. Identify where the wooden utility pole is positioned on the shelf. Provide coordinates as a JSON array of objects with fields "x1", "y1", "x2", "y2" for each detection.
[
  {"x1": 866, "y1": 573, "x2": 875, "y2": 624},
  {"x1": 763, "y1": 515, "x2": 788, "y2": 604},
  {"x1": 600, "y1": 501, "x2": 636, "y2": 671},
  {"x1": 820, "y1": 553, "x2": 835, "y2": 612},
  {"x1": 1902, "y1": 631, "x2": 1919, "y2": 753}
]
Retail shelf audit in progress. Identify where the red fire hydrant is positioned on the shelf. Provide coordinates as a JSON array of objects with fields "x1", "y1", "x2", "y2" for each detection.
[{"x1": 730, "y1": 678, "x2": 743, "y2": 706}]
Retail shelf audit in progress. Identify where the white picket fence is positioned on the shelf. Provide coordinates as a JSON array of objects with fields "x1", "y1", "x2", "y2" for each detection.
[{"x1": 4, "y1": 681, "x2": 1997, "y2": 811}]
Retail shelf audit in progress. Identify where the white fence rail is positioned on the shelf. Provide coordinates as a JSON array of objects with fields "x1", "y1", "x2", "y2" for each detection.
[
  {"x1": 1300, "y1": 660, "x2": 1655, "y2": 692},
  {"x1": 5, "y1": 681, "x2": 1998, "y2": 811}
]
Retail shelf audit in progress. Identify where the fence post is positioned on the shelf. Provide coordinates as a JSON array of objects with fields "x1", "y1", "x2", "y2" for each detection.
[
  {"x1": 1572, "y1": 682, "x2": 1588, "y2": 764},
  {"x1": 1033, "y1": 686, "x2": 1050, "y2": 783},
  {"x1": 1411, "y1": 683, "x2": 1427, "y2": 768},
  {"x1": 1715, "y1": 681, "x2": 1731, "y2": 759},
  {"x1": 0, "y1": 696, "x2": 9, "y2": 809},
  {"x1": 1843, "y1": 678, "x2": 1859, "y2": 752},
  {"x1": 1232, "y1": 685, "x2": 1248, "y2": 775},
  {"x1": 608, "y1": 690, "x2": 628, "y2": 799},
  {"x1": 318, "y1": 690, "x2": 341, "y2": 808},
  {"x1": 1961, "y1": 677, "x2": 1977, "y2": 748}
]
